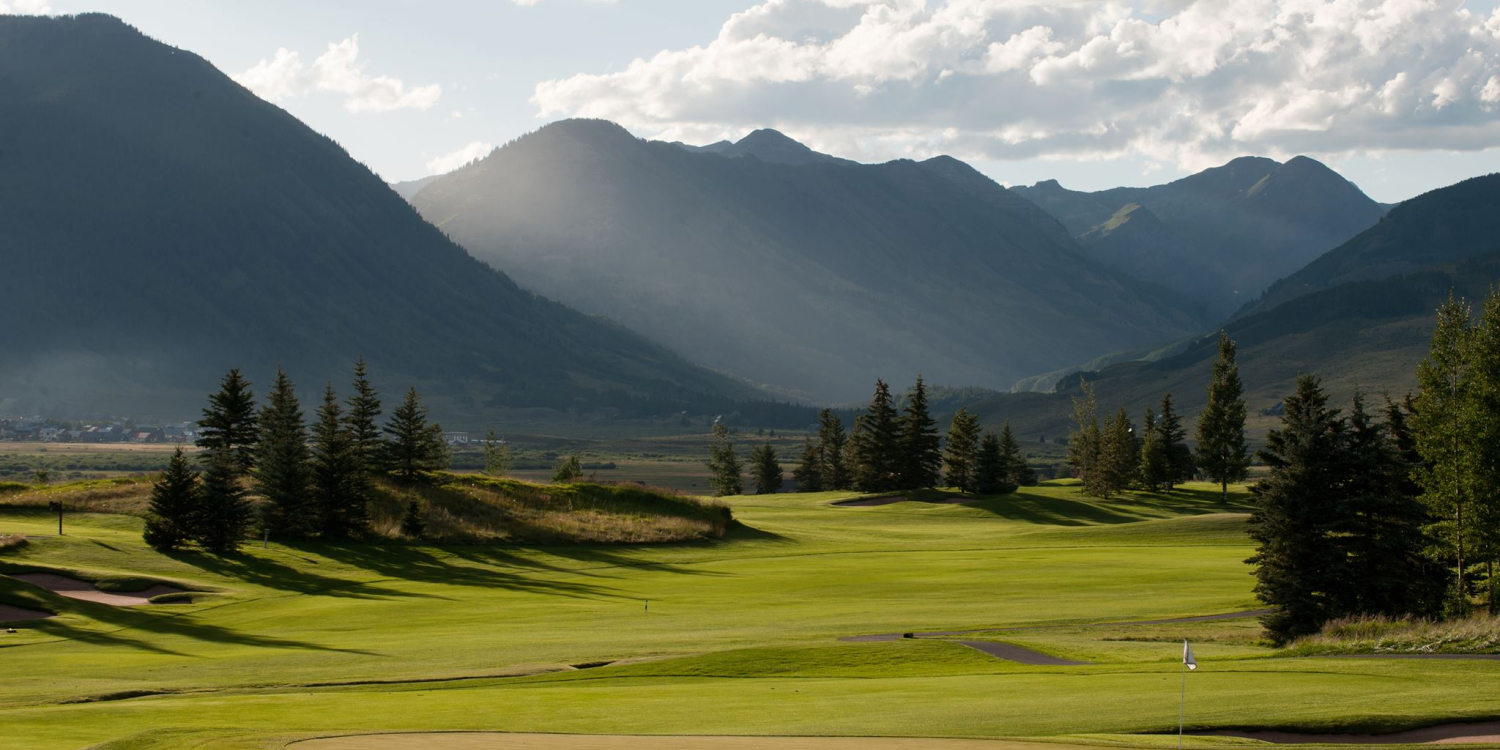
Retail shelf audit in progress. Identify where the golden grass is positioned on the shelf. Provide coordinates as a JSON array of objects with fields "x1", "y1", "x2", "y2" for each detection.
[
  {"x1": 369, "y1": 475, "x2": 730, "y2": 544},
  {"x1": 1, "y1": 477, "x2": 155, "y2": 515},
  {"x1": 1289, "y1": 612, "x2": 1500, "y2": 655},
  {"x1": 0, "y1": 534, "x2": 26, "y2": 553}
]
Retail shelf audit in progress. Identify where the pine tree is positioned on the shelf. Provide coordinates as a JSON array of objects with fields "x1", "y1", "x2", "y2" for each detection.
[
  {"x1": 382, "y1": 387, "x2": 450, "y2": 482},
  {"x1": 998, "y1": 421, "x2": 1035, "y2": 487},
  {"x1": 850, "y1": 380, "x2": 900, "y2": 492},
  {"x1": 1247, "y1": 375, "x2": 1346, "y2": 644},
  {"x1": 195, "y1": 452, "x2": 253, "y2": 554},
  {"x1": 942, "y1": 408, "x2": 982, "y2": 493},
  {"x1": 1471, "y1": 289, "x2": 1500, "y2": 611},
  {"x1": 197, "y1": 368, "x2": 258, "y2": 475},
  {"x1": 1098, "y1": 407, "x2": 1137, "y2": 498},
  {"x1": 751, "y1": 442, "x2": 783, "y2": 495},
  {"x1": 816, "y1": 409, "x2": 850, "y2": 490},
  {"x1": 705, "y1": 422, "x2": 743, "y2": 496},
  {"x1": 400, "y1": 500, "x2": 426, "y2": 540},
  {"x1": 482, "y1": 430, "x2": 511, "y2": 477},
  {"x1": 1337, "y1": 391, "x2": 1442, "y2": 618},
  {"x1": 1196, "y1": 331, "x2": 1251, "y2": 501},
  {"x1": 310, "y1": 384, "x2": 367, "y2": 539},
  {"x1": 1157, "y1": 393, "x2": 1190, "y2": 492},
  {"x1": 255, "y1": 368, "x2": 312, "y2": 536},
  {"x1": 142, "y1": 447, "x2": 199, "y2": 551},
  {"x1": 1138, "y1": 405, "x2": 1169, "y2": 492},
  {"x1": 897, "y1": 376, "x2": 942, "y2": 490},
  {"x1": 1067, "y1": 381, "x2": 1102, "y2": 494},
  {"x1": 552, "y1": 455, "x2": 584, "y2": 483},
  {"x1": 1412, "y1": 293, "x2": 1479, "y2": 613},
  {"x1": 346, "y1": 358, "x2": 384, "y2": 475},
  {"x1": 975, "y1": 431, "x2": 1012, "y2": 495},
  {"x1": 792, "y1": 438, "x2": 824, "y2": 492}
]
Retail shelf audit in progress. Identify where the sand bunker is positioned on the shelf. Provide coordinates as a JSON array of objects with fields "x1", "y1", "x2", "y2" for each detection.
[
  {"x1": 0, "y1": 603, "x2": 52, "y2": 623},
  {"x1": 11, "y1": 573, "x2": 182, "y2": 606},
  {"x1": 1198, "y1": 721, "x2": 1500, "y2": 744},
  {"x1": 293, "y1": 733, "x2": 1103, "y2": 750}
]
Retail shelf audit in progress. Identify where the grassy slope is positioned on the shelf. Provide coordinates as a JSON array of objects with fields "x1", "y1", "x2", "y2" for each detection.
[{"x1": 1, "y1": 482, "x2": 1495, "y2": 749}]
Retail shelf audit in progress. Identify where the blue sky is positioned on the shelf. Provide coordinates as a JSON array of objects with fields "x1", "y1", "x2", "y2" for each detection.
[{"x1": 29, "y1": 0, "x2": 1500, "y2": 202}]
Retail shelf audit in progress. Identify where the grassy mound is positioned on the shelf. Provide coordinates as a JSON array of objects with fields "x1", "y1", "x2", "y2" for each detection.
[
  {"x1": 0, "y1": 477, "x2": 155, "y2": 515},
  {"x1": 1288, "y1": 613, "x2": 1500, "y2": 655},
  {"x1": 371, "y1": 474, "x2": 732, "y2": 544}
]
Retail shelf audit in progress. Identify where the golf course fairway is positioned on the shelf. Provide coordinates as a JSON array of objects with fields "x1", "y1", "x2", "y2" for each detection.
[{"x1": 3, "y1": 480, "x2": 1498, "y2": 750}]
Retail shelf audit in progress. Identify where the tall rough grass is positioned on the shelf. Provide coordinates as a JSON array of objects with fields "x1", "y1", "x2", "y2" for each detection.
[
  {"x1": 0, "y1": 534, "x2": 27, "y2": 553},
  {"x1": 0, "y1": 477, "x2": 154, "y2": 515},
  {"x1": 368, "y1": 473, "x2": 733, "y2": 545},
  {"x1": 1289, "y1": 613, "x2": 1500, "y2": 655}
]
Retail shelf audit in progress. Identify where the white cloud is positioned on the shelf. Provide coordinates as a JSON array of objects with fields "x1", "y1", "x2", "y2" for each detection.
[
  {"x1": 234, "y1": 34, "x2": 441, "y2": 113},
  {"x1": 0, "y1": 0, "x2": 50, "y2": 13},
  {"x1": 426, "y1": 141, "x2": 495, "y2": 174},
  {"x1": 532, "y1": 0, "x2": 1500, "y2": 171}
]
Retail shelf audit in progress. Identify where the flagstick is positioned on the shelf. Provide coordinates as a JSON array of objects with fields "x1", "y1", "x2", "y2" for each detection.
[{"x1": 1178, "y1": 657, "x2": 1187, "y2": 750}]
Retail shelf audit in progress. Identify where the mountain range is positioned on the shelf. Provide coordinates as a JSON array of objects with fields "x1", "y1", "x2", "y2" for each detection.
[
  {"x1": 407, "y1": 120, "x2": 1204, "y2": 402},
  {"x1": 967, "y1": 173, "x2": 1500, "y2": 440},
  {"x1": 0, "y1": 14, "x2": 749, "y2": 418},
  {"x1": 1010, "y1": 156, "x2": 1386, "y2": 321}
]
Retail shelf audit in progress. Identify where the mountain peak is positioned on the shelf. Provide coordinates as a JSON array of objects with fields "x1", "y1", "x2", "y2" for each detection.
[{"x1": 715, "y1": 128, "x2": 851, "y2": 166}]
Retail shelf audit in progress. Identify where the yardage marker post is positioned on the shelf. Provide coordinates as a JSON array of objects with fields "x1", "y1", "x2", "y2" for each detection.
[{"x1": 49, "y1": 501, "x2": 63, "y2": 536}]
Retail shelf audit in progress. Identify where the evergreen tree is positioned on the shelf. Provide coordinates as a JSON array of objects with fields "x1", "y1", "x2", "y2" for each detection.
[
  {"x1": 998, "y1": 421, "x2": 1036, "y2": 487},
  {"x1": 1098, "y1": 407, "x2": 1137, "y2": 498},
  {"x1": 975, "y1": 431, "x2": 1012, "y2": 495},
  {"x1": 195, "y1": 452, "x2": 253, "y2": 554},
  {"x1": 1067, "y1": 381, "x2": 1102, "y2": 494},
  {"x1": 850, "y1": 380, "x2": 900, "y2": 492},
  {"x1": 382, "y1": 387, "x2": 450, "y2": 482},
  {"x1": 1196, "y1": 331, "x2": 1251, "y2": 501},
  {"x1": 705, "y1": 422, "x2": 744, "y2": 496},
  {"x1": 1247, "y1": 375, "x2": 1346, "y2": 644},
  {"x1": 482, "y1": 430, "x2": 511, "y2": 477},
  {"x1": 310, "y1": 384, "x2": 367, "y2": 539},
  {"x1": 1412, "y1": 293, "x2": 1479, "y2": 613},
  {"x1": 751, "y1": 442, "x2": 783, "y2": 495},
  {"x1": 1337, "y1": 391, "x2": 1442, "y2": 618},
  {"x1": 897, "y1": 376, "x2": 942, "y2": 490},
  {"x1": 142, "y1": 447, "x2": 199, "y2": 552},
  {"x1": 1157, "y1": 393, "x2": 1190, "y2": 492},
  {"x1": 255, "y1": 368, "x2": 312, "y2": 536},
  {"x1": 1138, "y1": 405, "x2": 1169, "y2": 491},
  {"x1": 197, "y1": 368, "x2": 258, "y2": 475},
  {"x1": 792, "y1": 438, "x2": 824, "y2": 492},
  {"x1": 816, "y1": 409, "x2": 850, "y2": 490},
  {"x1": 1472, "y1": 290, "x2": 1500, "y2": 611},
  {"x1": 400, "y1": 500, "x2": 426, "y2": 540},
  {"x1": 552, "y1": 455, "x2": 584, "y2": 483},
  {"x1": 346, "y1": 358, "x2": 384, "y2": 475},
  {"x1": 942, "y1": 408, "x2": 982, "y2": 492}
]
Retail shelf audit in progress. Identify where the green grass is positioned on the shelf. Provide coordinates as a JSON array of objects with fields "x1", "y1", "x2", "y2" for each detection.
[{"x1": 1, "y1": 481, "x2": 1495, "y2": 749}]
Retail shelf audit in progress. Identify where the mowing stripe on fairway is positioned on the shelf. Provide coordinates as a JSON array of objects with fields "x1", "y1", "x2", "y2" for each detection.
[{"x1": 291, "y1": 733, "x2": 1109, "y2": 750}]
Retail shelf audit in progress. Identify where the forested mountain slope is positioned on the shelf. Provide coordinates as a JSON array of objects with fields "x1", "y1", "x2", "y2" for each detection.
[
  {"x1": 0, "y1": 14, "x2": 749, "y2": 417},
  {"x1": 410, "y1": 120, "x2": 1203, "y2": 401},
  {"x1": 1011, "y1": 156, "x2": 1385, "y2": 321}
]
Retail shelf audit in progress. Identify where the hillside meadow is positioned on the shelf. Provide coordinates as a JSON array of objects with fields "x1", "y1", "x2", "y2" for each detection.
[{"x1": 2, "y1": 480, "x2": 1498, "y2": 749}]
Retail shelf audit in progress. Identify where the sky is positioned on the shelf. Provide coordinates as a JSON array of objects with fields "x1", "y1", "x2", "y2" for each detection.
[{"x1": 11, "y1": 0, "x2": 1500, "y2": 202}]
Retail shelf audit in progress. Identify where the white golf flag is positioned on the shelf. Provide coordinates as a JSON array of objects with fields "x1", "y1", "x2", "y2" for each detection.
[{"x1": 1183, "y1": 640, "x2": 1197, "y2": 670}]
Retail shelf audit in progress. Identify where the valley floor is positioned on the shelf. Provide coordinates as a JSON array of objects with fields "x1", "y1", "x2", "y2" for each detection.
[{"x1": 1, "y1": 482, "x2": 1496, "y2": 750}]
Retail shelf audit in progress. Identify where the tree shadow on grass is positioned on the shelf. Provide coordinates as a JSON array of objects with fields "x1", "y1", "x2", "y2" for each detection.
[
  {"x1": 171, "y1": 550, "x2": 424, "y2": 601},
  {"x1": 965, "y1": 485, "x2": 1252, "y2": 527},
  {"x1": 295, "y1": 542, "x2": 626, "y2": 601}
]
